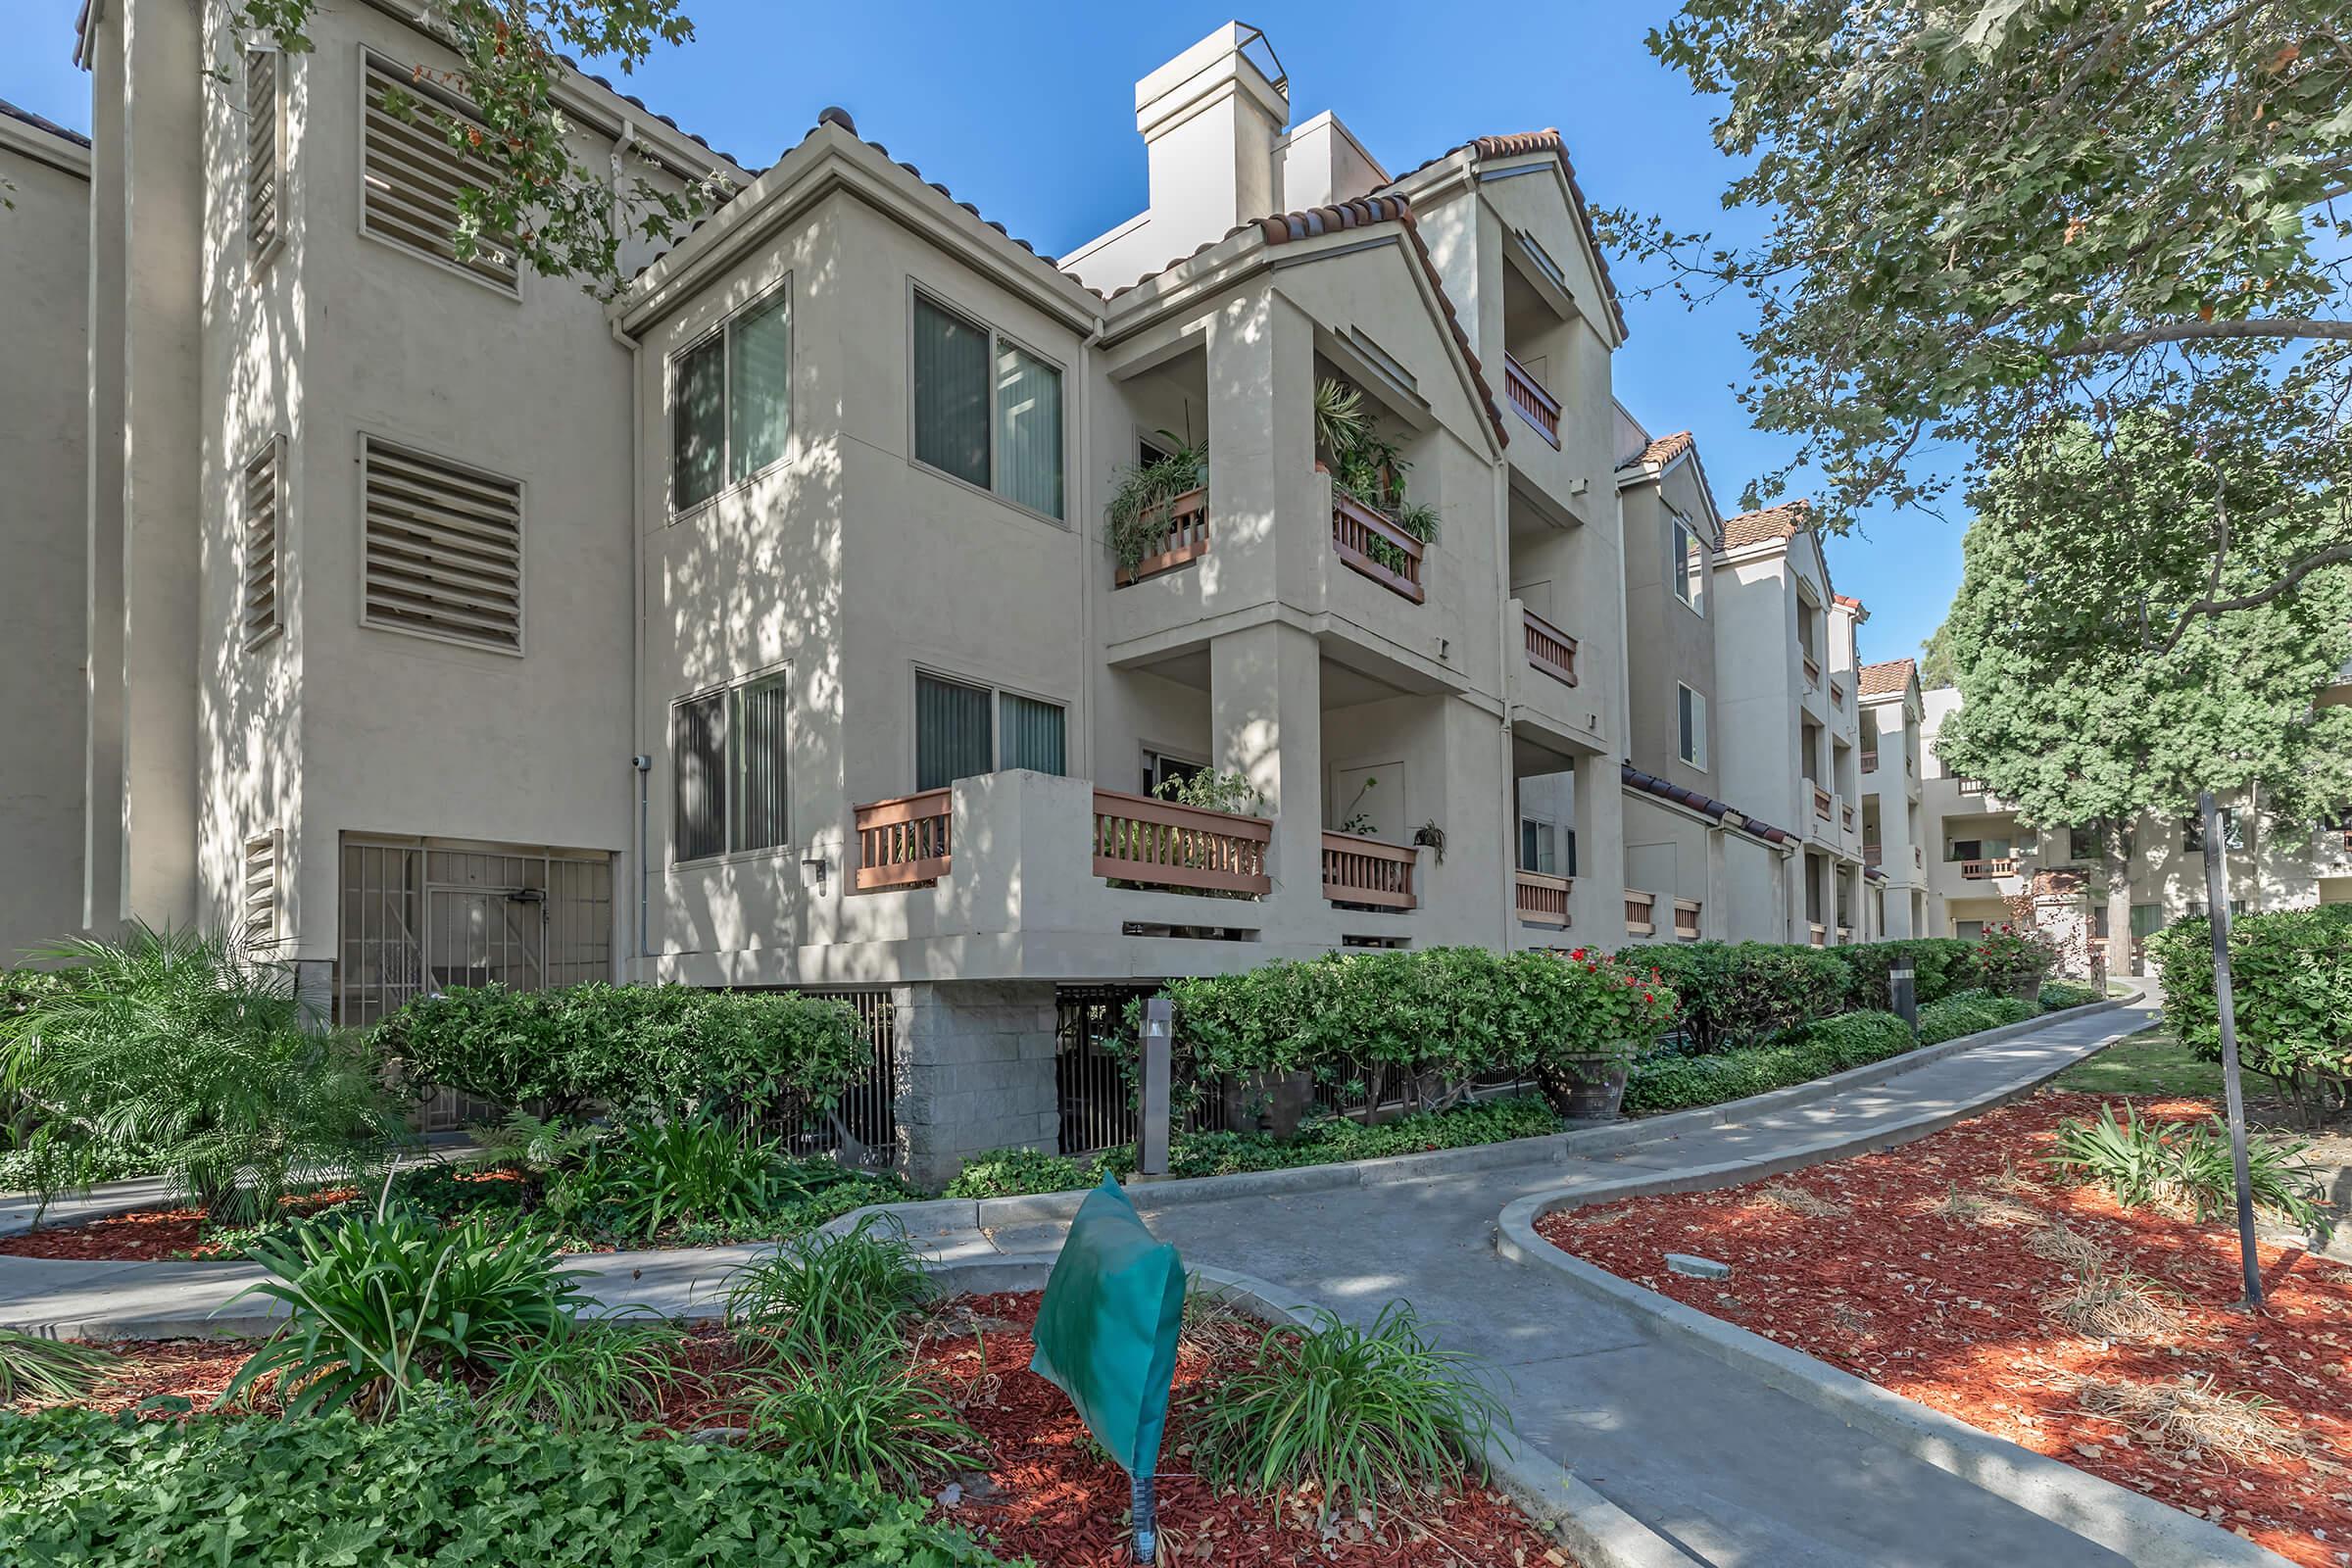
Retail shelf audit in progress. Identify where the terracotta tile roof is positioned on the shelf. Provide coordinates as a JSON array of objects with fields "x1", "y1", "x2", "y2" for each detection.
[
  {"x1": 1857, "y1": 659, "x2": 1916, "y2": 698},
  {"x1": 1721, "y1": 499, "x2": 1812, "y2": 550},
  {"x1": 1833, "y1": 593, "x2": 1866, "y2": 612},
  {"x1": 1617, "y1": 430, "x2": 1693, "y2": 471},
  {"x1": 554, "y1": 53, "x2": 748, "y2": 171},
  {"x1": 1622, "y1": 765, "x2": 1791, "y2": 846},
  {"x1": 0, "y1": 96, "x2": 89, "y2": 149},
  {"x1": 1104, "y1": 194, "x2": 1509, "y2": 449},
  {"x1": 1383, "y1": 129, "x2": 1629, "y2": 339}
]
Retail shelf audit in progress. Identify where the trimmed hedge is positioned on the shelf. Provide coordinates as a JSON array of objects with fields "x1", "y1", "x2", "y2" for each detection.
[
  {"x1": 0, "y1": 1407, "x2": 1014, "y2": 1567},
  {"x1": 1916, "y1": 989, "x2": 2038, "y2": 1045},
  {"x1": 1837, "y1": 939, "x2": 1981, "y2": 1010},
  {"x1": 943, "y1": 1097, "x2": 1563, "y2": 1198},
  {"x1": 2037, "y1": 979, "x2": 2103, "y2": 1010},
  {"x1": 1623, "y1": 1010, "x2": 1916, "y2": 1115},
  {"x1": 1634, "y1": 943, "x2": 1852, "y2": 1054},
  {"x1": 2151, "y1": 906, "x2": 2352, "y2": 1118},
  {"x1": 372, "y1": 983, "x2": 869, "y2": 1124}
]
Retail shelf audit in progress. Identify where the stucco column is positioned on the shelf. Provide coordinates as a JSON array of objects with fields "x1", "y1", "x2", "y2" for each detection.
[{"x1": 1210, "y1": 620, "x2": 1323, "y2": 905}]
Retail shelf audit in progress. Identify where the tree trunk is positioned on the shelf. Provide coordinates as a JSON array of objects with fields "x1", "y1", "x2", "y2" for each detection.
[{"x1": 2102, "y1": 817, "x2": 2134, "y2": 980}]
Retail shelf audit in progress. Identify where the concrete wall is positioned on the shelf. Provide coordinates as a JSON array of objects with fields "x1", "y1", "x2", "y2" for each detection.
[
  {"x1": 1619, "y1": 462, "x2": 1717, "y2": 793},
  {"x1": 0, "y1": 109, "x2": 92, "y2": 956}
]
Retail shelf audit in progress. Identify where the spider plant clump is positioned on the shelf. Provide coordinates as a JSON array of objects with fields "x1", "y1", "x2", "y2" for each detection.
[
  {"x1": 722, "y1": 1213, "x2": 931, "y2": 1358},
  {"x1": 2046, "y1": 1102, "x2": 2329, "y2": 1236},
  {"x1": 730, "y1": 1336, "x2": 986, "y2": 1489}
]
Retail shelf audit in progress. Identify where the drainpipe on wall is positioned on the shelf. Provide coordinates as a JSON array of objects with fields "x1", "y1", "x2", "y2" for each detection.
[
  {"x1": 611, "y1": 207, "x2": 648, "y2": 967},
  {"x1": 1494, "y1": 460, "x2": 1514, "y2": 951}
]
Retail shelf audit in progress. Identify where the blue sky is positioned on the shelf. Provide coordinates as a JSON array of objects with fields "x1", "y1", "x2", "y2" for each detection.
[{"x1": 4, "y1": 0, "x2": 1959, "y2": 668}]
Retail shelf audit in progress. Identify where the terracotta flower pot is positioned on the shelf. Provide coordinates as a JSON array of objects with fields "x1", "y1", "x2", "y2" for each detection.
[{"x1": 1540, "y1": 1050, "x2": 1631, "y2": 1122}]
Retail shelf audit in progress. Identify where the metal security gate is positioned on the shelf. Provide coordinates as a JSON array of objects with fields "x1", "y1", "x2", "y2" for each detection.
[
  {"x1": 338, "y1": 835, "x2": 614, "y2": 1130},
  {"x1": 1055, "y1": 986, "x2": 1155, "y2": 1155},
  {"x1": 735, "y1": 988, "x2": 900, "y2": 1168}
]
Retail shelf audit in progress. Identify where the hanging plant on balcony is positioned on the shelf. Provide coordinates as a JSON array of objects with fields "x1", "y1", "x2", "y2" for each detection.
[
  {"x1": 1105, "y1": 434, "x2": 1207, "y2": 573},
  {"x1": 1315, "y1": 378, "x2": 1441, "y2": 576}
]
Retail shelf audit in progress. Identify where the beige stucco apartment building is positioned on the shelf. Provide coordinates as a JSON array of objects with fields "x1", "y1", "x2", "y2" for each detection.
[{"x1": 11, "y1": 10, "x2": 1898, "y2": 1180}]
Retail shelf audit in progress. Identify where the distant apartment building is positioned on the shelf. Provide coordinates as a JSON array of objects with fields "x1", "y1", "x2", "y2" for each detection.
[
  {"x1": 1856, "y1": 658, "x2": 1929, "y2": 938},
  {"x1": 12, "y1": 10, "x2": 1896, "y2": 1179}
]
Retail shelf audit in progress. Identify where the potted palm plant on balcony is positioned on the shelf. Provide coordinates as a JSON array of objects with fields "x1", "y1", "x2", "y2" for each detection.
[
  {"x1": 1534, "y1": 948, "x2": 1680, "y2": 1121},
  {"x1": 1314, "y1": 378, "x2": 1440, "y2": 574},
  {"x1": 1106, "y1": 434, "x2": 1207, "y2": 581}
]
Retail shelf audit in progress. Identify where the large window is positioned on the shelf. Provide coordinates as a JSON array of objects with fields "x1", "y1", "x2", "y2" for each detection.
[
  {"x1": 910, "y1": 292, "x2": 1064, "y2": 518},
  {"x1": 1676, "y1": 683, "x2": 1707, "y2": 770},
  {"x1": 1519, "y1": 818, "x2": 1558, "y2": 875},
  {"x1": 1669, "y1": 513, "x2": 1704, "y2": 612},
  {"x1": 672, "y1": 284, "x2": 793, "y2": 513},
  {"x1": 672, "y1": 672, "x2": 793, "y2": 863},
  {"x1": 914, "y1": 671, "x2": 1066, "y2": 791}
]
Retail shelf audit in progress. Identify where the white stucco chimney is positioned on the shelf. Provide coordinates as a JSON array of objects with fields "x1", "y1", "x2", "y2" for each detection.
[{"x1": 1134, "y1": 24, "x2": 1289, "y2": 259}]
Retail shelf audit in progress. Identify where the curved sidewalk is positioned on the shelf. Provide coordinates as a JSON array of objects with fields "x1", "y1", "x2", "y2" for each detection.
[{"x1": 1, "y1": 995, "x2": 2233, "y2": 1566}]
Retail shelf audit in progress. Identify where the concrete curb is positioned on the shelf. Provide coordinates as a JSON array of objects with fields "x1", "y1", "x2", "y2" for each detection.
[
  {"x1": 1490, "y1": 1061, "x2": 2291, "y2": 1566},
  {"x1": 922, "y1": 1252, "x2": 1700, "y2": 1568},
  {"x1": 819, "y1": 998, "x2": 2131, "y2": 1239}
]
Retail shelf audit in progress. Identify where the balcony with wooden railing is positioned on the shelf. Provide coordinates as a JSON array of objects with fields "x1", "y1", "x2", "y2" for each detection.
[
  {"x1": 1515, "y1": 869, "x2": 1571, "y2": 928},
  {"x1": 1322, "y1": 834, "x2": 1417, "y2": 910},
  {"x1": 1960, "y1": 857, "x2": 2020, "y2": 880},
  {"x1": 1841, "y1": 802, "x2": 1856, "y2": 833},
  {"x1": 1837, "y1": 924, "x2": 1854, "y2": 944},
  {"x1": 1329, "y1": 485, "x2": 1426, "y2": 604},
  {"x1": 1111, "y1": 487, "x2": 1208, "y2": 587},
  {"x1": 1092, "y1": 789, "x2": 1270, "y2": 896},
  {"x1": 1801, "y1": 650, "x2": 1821, "y2": 688},
  {"x1": 1673, "y1": 898, "x2": 1701, "y2": 940},
  {"x1": 1502, "y1": 352, "x2": 1561, "y2": 448},
  {"x1": 1811, "y1": 783, "x2": 1833, "y2": 819},
  {"x1": 1861, "y1": 750, "x2": 1879, "y2": 773},
  {"x1": 1808, "y1": 921, "x2": 1827, "y2": 948},
  {"x1": 1625, "y1": 889, "x2": 1657, "y2": 936},
  {"x1": 1522, "y1": 607, "x2": 1579, "y2": 686},
  {"x1": 1864, "y1": 843, "x2": 1883, "y2": 867},
  {"x1": 1830, "y1": 678, "x2": 1846, "y2": 708},
  {"x1": 853, "y1": 789, "x2": 954, "y2": 890}
]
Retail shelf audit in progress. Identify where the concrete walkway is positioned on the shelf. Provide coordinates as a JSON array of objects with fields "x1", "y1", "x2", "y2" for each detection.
[{"x1": 0, "y1": 999, "x2": 2169, "y2": 1565}]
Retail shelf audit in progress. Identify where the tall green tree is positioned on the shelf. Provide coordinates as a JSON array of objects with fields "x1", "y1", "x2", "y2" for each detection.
[
  {"x1": 228, "y1": 0, "x2": 727, "y2": 298},
  {"x1": 1918, "y1": 619, "x2": 1957, "y2": 689},
  {"x1": 1934, "y1": 408, "x2": 2352, "y2": 974},
  {"x1": 1613, "y1": 1, "x2": 2352, "y2": 615}
]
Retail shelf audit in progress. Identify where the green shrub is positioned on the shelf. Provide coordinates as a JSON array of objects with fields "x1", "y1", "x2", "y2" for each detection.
[
  {"x1": 731, "y1": 1338, "x2": 987, "y2": 1489},
  {"x1": 1188, "y1": 1301, "x2": 1502, "y2": 1520},
  {"x1": 1967, "y1": 922, "x2": 2061, "y2": 994},
  {"x1": 374, "y1": 982, "x2": 868, "y2": 1126},
  {"x1": 723, "y1": 1214, "x2": 931, "y2": 1357},
  {"x1": 1916, "y1": 989, "x2": 2036, "y2": 1045},
  {"x1": 1838, "y1": 938, "x2": 1980, "y2": 1009},
  {"x1": 2047, "y1": 1102, "x2": 2329, "y2": 1234},
  {"x1": 1623, "y1": 1010, "x2": 1917, "y2": 1115},
  {"x1": 224, "y1": 1209, "x2": 589, "y2": 1417},
  {"x1": 570, "y1": 1116, "x2": 796, "y2": 1240},
  {"x1": 2151, "y1": 906, "x2": 2352, "y2": 1122},
  {"x1": 0, "y1": 1407, "x2": 1014, "y2": 1566},
  {"x1": 1636, "y1": 942, "x2": 1852, "y2": 1054},
  {"x1": 0, "y1": 1329, "x2": 118, "y2": 1400},
  {"x1": 478, "y1": 1320, "x2": 691, "y2": 1434},
  {"x1": 943, "y1": 1147, "x2": 1092, "y2": 1199},
  {"x1": 2038, "y1": 979, "x2": 2103, "y2": 1011},
  {"x1": 0, "y1": 925, "x2": 409, "y2": 1223},
  {"x1": 1148, "y1": 947, "x2": 1677, "y2": 1102}
]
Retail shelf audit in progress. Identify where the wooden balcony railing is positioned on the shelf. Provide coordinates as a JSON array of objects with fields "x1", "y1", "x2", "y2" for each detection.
[
  {"x1": 1330, "y1": 487, "x2": 1426, "y2": 604},
  {"x1": 1673, "y1": 898, "x2": 1701, "y2": 939},
  {"x1": 1502, "y1": 352, "x2": 1561, "y2": 448},
  {"x1": 1523, "y1": 607, "x2": 1579, "y2": 686},
  {"x1": 1861, "y1": 751, "x2": 1879, "y2": 773},
  {"x1": 1956, "y1": 777, "x2": 1986, "y2": 796},
  {"x1": 1837, "y1": 924, "x2": 1854, "y2": 944},
  {"x1": 1802, "y1": 651, "x2": 1821, "y2": 687},
  {"x1": 1625, "y1": 889, "x2": 1656, "y2": 936},
  {"x1": 1960, "y1": 858, "x2": 2019, "y2": 880},
  {"x1": 1811, "y1": 784, "x2": 1833, "y2": 819},
  {"x1": 1830, "y1": 679, "x2": 1846, "y2": 707},
  {"x1": 1111, "y1": 486, "x2": 1208, "y2": 587},
  {"x1": 1808, "y1": 921, "x2": 1827, "y2": 948},
  {"x1": 1515, "y1": 869, "x2": 1572, "y2": 928},
  {"x1": 1322, "y1": 833, "x2": 1417, "y2": 909},
  {"x1": 1841, "y1": 802, "x2": 1856, "y2": 832},
  {"x1": 1093, "y1": 788, "x2": 1270, "y2": 896},
  {"x1": 853, "y1": 789, "x2": 953, "y2": 890},
  {"x1": 1864, "y1": 843, "x2": 1883, "y2": 866},
  {"x1": 1915, "y1": 845, "x2": 1925, "y2": 868}
]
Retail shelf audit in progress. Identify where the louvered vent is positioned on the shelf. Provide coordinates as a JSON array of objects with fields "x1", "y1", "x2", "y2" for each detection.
[
  {"x1": 242, "y1": 831, "x2": 280, "y2": 950},
  {"x1": 241, "y1": 438, "x2": 283, "y2": 649},
  {"x1": 245, "y1": 49, "x2": 282, "y2": 264},
  {"x1": 362, "y1": 437, "x2": 524, "y2": 653},
  {"x1": 361, "y1": 58, "x2": 517, "y2": 289}
]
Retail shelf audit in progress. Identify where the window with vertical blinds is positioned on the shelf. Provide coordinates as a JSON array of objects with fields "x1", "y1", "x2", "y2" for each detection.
[
  {"x1": 245, "y1": 49, "x2": 282, "y2": 266},
  {"x1": 999, "y1": 692, "x2": 1065, "y2": 776},
  {"x1": 910, "y1": 292, "x2": 1062, "y2": 517},
  {"x1": 915, "y1": 673, "x2": 995, "y2": 791},
  {"x1": 241, "y1": 438, "x2": 284, "y2": 650},
  {"x1": 672, "y1": 692, "x2": 727, "y2": 862},
  {"x1": 669, "y1": 283, "x2": 792, "y2": 514},
  {"x1": 734, "y1": 675, "x2": 790, "y2": 852}
]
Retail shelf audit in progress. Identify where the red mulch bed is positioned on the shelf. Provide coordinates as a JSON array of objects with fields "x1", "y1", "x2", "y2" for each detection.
[
  {"x1": 1536, "y1": 1089, "x2": 2352, "y2": 1568},
  {"x1": 0, "y1": 1175, "x2": 537, "y2": 1262},
  {"x1": 12, "y1": 1292, "x2": 1570, "y2": 1568}
]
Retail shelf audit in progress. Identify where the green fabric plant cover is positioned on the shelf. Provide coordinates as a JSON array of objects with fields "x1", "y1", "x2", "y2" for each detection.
[{"x1": 1028, "y1": 1171, "x2": 1186, "y2": 1481}]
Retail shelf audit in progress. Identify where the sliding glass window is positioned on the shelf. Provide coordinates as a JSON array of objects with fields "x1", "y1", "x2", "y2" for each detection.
[{"x1": 910, "y1": 290, "x2": 1063, "y2": 519}]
